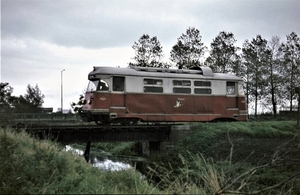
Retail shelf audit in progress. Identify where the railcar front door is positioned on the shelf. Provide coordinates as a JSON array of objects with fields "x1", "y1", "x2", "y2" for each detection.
[
  {"x1": 226, "y1": 81, "x2": 240, "y2": 120},
  {"x1": 226, "y1": 82, "x2": 238, "y2": 108},
  {"x1": 110, "y1": 76, "x2": 126, "y2": 119}
]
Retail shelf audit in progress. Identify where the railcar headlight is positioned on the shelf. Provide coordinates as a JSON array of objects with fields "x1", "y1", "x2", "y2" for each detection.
[
  {"x1": 81, "y1": 99, "x2": 87, "y2": 105},
  {"x1": 88, "y1": 97, "x2": 93, "y2": 105}
]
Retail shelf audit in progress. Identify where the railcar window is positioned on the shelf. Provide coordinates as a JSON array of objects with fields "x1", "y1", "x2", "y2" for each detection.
[
  {"x1": 194, "y1": 81, "x2": 211, "y2": 87},
  {"x1": 143, "y1": 78, "x2": 163, "y2": 93},
  {"x1": 113, "y1": 77, "x2": 125, "y2": 91},
  {"x1": 173, "y1": 80, "x2": 191, "y2": 94},
  {"x1": 144, "y1": 87, "x2": 163, "y2": 93},
  {"x1": 173, "y1": 80, "x2": 191, "y2": 86},
  {"x1": 98, "y1": 79, "x2": 109, "y2": 91},
  {"x1": 87, "y1": 80, "x2": 99, "y2": 92},
  {"x1": 227, "y1": 82, "x2": 236, "y2": 95},
  {"x1": 194, "y1": 88, "x2": 212, "y2": 94},
  {"x1": 144, "y1": 79, "x2": 163, "y2": 85},
  {"x1": 173, "y1": 88, "x2": 191, "y2": 94}
]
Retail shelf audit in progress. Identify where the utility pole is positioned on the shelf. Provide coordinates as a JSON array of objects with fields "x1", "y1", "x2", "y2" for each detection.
[
  {"x1": 296, "y1": 87, "x2": 300, "y2": 127},
  {"x1": 61, "y1": 69, "x2": 65, "y2": 114}
]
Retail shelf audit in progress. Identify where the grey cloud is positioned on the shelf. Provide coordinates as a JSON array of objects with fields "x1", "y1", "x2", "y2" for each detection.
[
  {"x1": 2, "y1": 1, "x2": 129, "y2": 48},
  {"x1": 2, "y1": 0, "x2": 185, "y2": 49},
  {"x1": 2, "y1": 0, "x2": 300, "y2": 52}
]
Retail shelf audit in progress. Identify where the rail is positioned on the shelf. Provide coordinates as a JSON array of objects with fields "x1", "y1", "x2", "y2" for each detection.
[
  {"x1": 20, "y1": 124, "x2": 172, "y2": 144},
  {"x1": 9, "y1": 113, "x2": 80, "y2": 125}
]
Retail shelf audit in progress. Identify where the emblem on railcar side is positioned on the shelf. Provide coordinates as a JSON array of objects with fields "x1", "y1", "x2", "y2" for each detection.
[
  {"x1": 174, "y1": 98, "x2": 184, "y2": 108},
  {"x1": 174, "y1": 100, "x2": 183, "y2": 108}
]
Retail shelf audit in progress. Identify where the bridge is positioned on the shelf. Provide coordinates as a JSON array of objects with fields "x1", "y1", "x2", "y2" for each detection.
[
  {"x1": 24, "y1": 124, "x2": 171, "y2": 143},
  {"x1": 19, "y1": 124, "x2": 193, "y2": 161}
]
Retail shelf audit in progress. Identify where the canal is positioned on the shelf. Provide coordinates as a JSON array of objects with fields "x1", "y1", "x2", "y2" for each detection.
[{"x1": 65, "y1": 144, "x2": 145, "y2": 171}]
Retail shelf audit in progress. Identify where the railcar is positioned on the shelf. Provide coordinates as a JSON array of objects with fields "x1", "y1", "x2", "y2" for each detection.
[{"x1": 80, "y1": 66, "x2": 248, "y2": 125}]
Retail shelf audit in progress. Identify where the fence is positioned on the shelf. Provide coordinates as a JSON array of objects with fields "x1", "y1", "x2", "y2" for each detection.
[{"x1": 11, "y1": 113, "x2": 80, "y2": 125}]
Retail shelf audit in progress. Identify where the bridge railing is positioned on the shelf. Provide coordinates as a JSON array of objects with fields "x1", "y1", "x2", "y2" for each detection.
[{"x1": 12, "y1": 113, "x2": 80, "y2": 124}]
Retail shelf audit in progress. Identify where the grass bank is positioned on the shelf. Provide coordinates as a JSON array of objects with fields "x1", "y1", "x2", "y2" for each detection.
[
  {"x1": 0, "y1": 127, "x2": 162, "y2": 194},
  {"x1": 176, "y1": 121, "x2": 299, "y2": 160},
  {"x1": 1, "y1": 121, "x2": 300, "y2": 194},
  {"x1": 152, "y1": 121, "x2": 300, "y2": 194}
]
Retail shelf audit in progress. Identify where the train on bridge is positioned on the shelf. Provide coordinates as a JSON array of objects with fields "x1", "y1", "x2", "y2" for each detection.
[{"x1": 78, "y1": 66, "x2": 248, "y2": 125}]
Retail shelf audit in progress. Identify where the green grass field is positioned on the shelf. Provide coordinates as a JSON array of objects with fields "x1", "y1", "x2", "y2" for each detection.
[{"x1": 1, "y1": 121, "x2": 300, "y2": 194}]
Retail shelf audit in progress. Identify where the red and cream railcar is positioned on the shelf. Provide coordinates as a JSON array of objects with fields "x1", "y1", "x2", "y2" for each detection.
[{"x1": 80, "y1": 66, "x2": 248, "y2": 124}]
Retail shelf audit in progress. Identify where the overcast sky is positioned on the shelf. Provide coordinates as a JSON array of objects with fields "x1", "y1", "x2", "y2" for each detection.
[{"x1": 1, "y1": 0, "x2": 300, "y2": 112}]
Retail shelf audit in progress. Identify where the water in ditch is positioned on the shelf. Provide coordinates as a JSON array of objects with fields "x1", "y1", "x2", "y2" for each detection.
[{"x1": 65, "y1": 145, "x2": 147, "y2": 171}]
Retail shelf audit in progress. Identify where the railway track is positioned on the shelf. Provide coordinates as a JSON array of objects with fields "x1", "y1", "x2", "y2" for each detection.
[
  {"x1": 15, "y1": 123, "x2": 181, "y2": 130},
  {"x1": 15, "y1": 123, "x2": 176, "y2": 144},
  {"x1": 11, "y1": 122, "x2": 188, "y2": 162}
]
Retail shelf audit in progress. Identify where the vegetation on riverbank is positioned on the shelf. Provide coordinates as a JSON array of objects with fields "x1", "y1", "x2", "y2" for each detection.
[
  {"x1": 1, "y1": 121, "x2": 300, "y2": 194},
  {"x1": 0, "y1": 127, "x2": 162, "y2": 194},
  {"x1": 151, "y1": 121, "x2": 300, "y2": 194}
]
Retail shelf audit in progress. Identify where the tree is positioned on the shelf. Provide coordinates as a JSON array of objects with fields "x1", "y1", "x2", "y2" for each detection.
[
  {"x1": 264, "y1": 36, "x2": 284, "y2": 116},
  {"x1": 130, "y1": 34, "x2": 164, "y2": 67},
  {"x1": 231, "y1": 54, "x2": 246, "y2": 78},
  {"x1": 9, "y1": 84, "x2": 45, "y2": 113},
  {"x1": 0, "y1": 83, "x2": 45, "y2": 125},
  {"x1": 24, "y1": 84, "x2": 45, "y2": 112},
  {"x1": 170, "y1": 27, "x2": 206, "y2": 69},
  {"x1": 205, "y1": 31, "x2": 241, "y2": 74},
  {"x1": 279, "y1": 32, "x2": 300, "y2": 112},
  {"x1": 0, "y1": 83, "x2": 15, "y2": 124},
  {"x1": 0, "y1": 82, "x2": 13, "y2": 111},
  {"x1": 242, "y1": 35, "x2": 272, "y2": 116},
  {"x1": 10, "y1": 95, "x2": 31, "y2": 113}
]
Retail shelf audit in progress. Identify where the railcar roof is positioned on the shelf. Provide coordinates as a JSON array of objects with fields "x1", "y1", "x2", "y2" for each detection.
[{"x1": 89, "y1": 66, "x2": 242, "y2": 81}]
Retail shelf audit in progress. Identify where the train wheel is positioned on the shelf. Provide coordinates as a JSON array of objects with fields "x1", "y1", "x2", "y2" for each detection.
[
  {"x1": 94, "y1": 115, "x2": 109, "y2": 125},
  {"x1": 95, "y1": 120, "x2": 109, "y2": 125},
  {"x1": 95, "y1": 120, "x2": 102, "y2": 125},
  {"x1": 121, "y1": 118, "x2": 140, "y2": 126}
]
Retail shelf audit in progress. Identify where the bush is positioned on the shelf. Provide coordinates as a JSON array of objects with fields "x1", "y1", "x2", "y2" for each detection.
[
  {"x1": 154, "y1": 121, "x2": 300, "y2": 194},
  {"x1": 0, "y1": 127, "x2": 162, "y2": 194}
]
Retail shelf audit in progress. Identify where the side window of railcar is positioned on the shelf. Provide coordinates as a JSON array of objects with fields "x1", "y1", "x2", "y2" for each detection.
[
  {"x1": 194, "y1": 88, "x2": 212, "y2": 94},
  {"x1": 194, "y1": 81, "x2": 212, "y2": 94},
  {"x1": 97, "y1": 79, "x2": 109, "y2": 91},
  {"x1": 194, "y1": 81, "x2": 211, "y2": 87},
  {"x1": 226, "y1": 82, "x2": 236, "y2": 95},
  {"x1": 173, "y1": 80, "x2": 191, "y2": 86},
  {"x1": 87, "y1": 80, "x2": 99, "y2": 92},
  {"x1": 113, "y1": 77, "x2": 125, "y2": 92},
  {"x1": 143, "y1": 79, "x2": 163, "y2": 93},
  {"x1": 173, "y1": 80, "x2": 191, "y2": 94}
]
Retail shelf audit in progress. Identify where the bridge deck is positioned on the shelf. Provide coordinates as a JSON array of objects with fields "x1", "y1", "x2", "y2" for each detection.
[{"x1": 23, "y1": 124, "x2": 171, "y2": 144}]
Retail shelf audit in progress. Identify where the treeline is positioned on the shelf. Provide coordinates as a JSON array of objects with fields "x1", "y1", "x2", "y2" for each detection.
[
  {"x1": 129, "y1": 27, "x2": 300, "y2": 116},
  {"x1": 0, "y1": 83, "x2": 45, "y2": 113}
]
